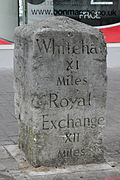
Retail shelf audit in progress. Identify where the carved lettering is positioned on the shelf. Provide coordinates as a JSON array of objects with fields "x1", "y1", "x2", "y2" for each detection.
[
  {"x1": 36, "y1": 38, "x2": 53, "y2": 53},
  {"x1": 49, "y1": 93, "x2": 91, "y2": 109},
  {"x1": 42, "y1": 114, "x2": 49, "y2": 130},
  {"x1": 32, "y1": 91, "x2": 90, "y2": 109},
  {"x1": 66, "y1": 60, "x2": 80, "y2": 71},
  {"x1": 42, "y1": 113, "x2": 105, "y2": 130},
  {"x1": 57, "y1": 76, "x2": 66, "y2": 86},
  {"x1": 42, "y1": 39, "x2": 52, "y2": 53},
  {"x1": 65, "y1": 133, "x2": 80, "y2": 143},
  {"x1": 65, "y1": 133, "x2": 72, "y2": 143},
  {"x1": 50, "y1": 93, "x2": 59, "y2": 108},
  {"x1": 56, "y1": 75, "x2": 87, "y2": 86},
  {"x1": 66, "y1": 60, "x2": 73, "y2": 71},
  {"x1": 58, "y1": 148, "x2": 85, "y2": 158},
  {"x1": 36, "y1": 38, "x2": 99, "y2": 55},
  {"x1": 58, "y1": 119, "x2": 66, "y2": 129}
]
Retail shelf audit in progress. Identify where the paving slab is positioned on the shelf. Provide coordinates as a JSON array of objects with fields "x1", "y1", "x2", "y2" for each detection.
[{"x1": 3, "y1": 144, "x2": 120, "y2": 180}]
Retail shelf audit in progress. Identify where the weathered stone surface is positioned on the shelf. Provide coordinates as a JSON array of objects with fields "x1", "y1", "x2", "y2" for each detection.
[{"x1": 14, "y1": 16, "x2": 107, "y2": 167}]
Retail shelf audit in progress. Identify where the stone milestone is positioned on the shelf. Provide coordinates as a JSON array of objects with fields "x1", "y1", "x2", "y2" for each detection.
[{"x1": 14, "y1": 16, "x2": 107, "y2": 167}]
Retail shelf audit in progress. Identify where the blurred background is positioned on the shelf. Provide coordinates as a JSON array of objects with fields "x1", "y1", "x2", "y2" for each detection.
[{"x1": 0, "y1": 0, "x2": 120, "y2": 68}]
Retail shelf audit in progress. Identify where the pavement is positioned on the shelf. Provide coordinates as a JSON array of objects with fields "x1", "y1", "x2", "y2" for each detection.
[{"x1": 0, "y1": 68, "x2": 120, "y2": 180}]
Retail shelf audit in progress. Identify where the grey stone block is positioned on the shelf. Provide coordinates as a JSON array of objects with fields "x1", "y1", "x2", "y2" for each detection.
[{"x1": 14, "y1": 16, "x2": 107, "y2": 167}]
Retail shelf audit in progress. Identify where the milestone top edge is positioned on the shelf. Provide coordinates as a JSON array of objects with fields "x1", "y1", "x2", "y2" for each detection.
[{"x1": 14, "y1": 16, "x2": 105, "y2": 43}]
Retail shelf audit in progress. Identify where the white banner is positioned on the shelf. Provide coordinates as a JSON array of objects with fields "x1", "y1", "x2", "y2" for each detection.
[{"x1": 28, "y1": 0, "x2": 53, "y2": 23}]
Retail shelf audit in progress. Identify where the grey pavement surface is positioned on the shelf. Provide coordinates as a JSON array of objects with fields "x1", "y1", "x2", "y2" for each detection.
[{"x1": 0, "y1": 68, "x2": 120, "y2": 179}]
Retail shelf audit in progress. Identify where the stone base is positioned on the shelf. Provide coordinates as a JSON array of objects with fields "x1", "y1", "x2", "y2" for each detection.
[{"x1": 4, "y1": 145, "x2": 116, "y2": 180}]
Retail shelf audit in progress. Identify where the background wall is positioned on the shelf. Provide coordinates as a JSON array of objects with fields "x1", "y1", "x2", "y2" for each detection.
[
  {"x1": 107, "y1": 45, "x2": 120, "y2": 68},
  {"x1": 0, "y1": 0, "x2": 18, "y2": 41}
]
